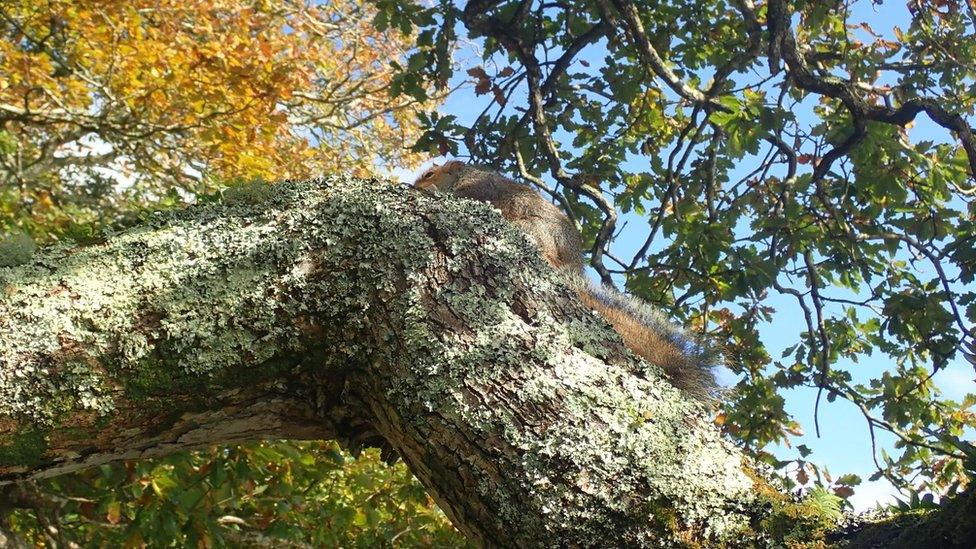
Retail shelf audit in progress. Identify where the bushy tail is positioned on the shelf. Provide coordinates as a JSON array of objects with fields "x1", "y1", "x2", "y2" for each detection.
[{"x1": 563, "y1": 272, "x2": 718, "y2": 399}]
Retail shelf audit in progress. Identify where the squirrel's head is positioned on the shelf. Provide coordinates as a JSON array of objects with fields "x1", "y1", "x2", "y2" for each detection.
[{"x1": 413, "y1": 160, "x2": 467, "y2": 193}]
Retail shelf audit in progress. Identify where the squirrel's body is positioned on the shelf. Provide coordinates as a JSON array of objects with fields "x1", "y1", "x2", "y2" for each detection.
[
  {"x1": 414, "y1": 161, "x2": 715, "y2": 398},
  {"x1": 415, "y1": 161, "x2": 584, "y2": 272}
]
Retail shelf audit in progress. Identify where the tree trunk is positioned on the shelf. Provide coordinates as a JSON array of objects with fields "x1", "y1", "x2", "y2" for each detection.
[{"x1": 0, "y1": 176, "x2": 965, "y2": 547}]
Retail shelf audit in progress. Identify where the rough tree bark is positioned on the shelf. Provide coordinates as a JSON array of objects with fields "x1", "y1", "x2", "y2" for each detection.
[{"x1": 0, "y1": 176, "x2": 970, "y2": 547}]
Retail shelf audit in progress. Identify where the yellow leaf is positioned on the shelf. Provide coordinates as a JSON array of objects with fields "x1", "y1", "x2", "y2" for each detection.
[{"x1": 106, "y1": 501, "x2": 121, "y2": 525}]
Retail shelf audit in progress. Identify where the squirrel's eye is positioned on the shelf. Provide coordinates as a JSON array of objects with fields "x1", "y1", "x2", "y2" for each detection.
[{"x1": 423, "y1": 171, "x2": 434, "y2": 179}]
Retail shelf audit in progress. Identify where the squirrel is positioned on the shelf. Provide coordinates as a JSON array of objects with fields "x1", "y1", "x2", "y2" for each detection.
[{"x1": 413, "y1": 161, "x2": 716, "y2": 399}]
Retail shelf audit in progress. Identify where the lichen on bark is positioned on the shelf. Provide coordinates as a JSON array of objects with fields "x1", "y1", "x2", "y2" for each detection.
[{"x1": 0, "y1": 176, "x2": 848, "y2": 546}]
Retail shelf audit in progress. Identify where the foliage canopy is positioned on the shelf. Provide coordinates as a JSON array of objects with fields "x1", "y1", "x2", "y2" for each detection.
[{"x1": 0, "y1": 0, "x2": 435, "y2": 239}]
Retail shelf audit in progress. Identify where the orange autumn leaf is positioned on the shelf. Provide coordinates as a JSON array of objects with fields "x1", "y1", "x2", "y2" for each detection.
[{"x1": 0, "y1": 0, "x2": 443, "y2": 239}]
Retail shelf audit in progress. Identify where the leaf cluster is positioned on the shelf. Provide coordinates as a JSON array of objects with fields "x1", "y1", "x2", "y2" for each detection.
[{"x1": 3, "y1": 442, "x2": 466, "y2": 548}]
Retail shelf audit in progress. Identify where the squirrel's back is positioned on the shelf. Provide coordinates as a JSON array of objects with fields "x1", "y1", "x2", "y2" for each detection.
[
  {"x1": 413, "y1": 161, "x2": 716, "y2": 398},
  {"x1": 415, "y1": 161, "x2": 583, "y2": 272}
]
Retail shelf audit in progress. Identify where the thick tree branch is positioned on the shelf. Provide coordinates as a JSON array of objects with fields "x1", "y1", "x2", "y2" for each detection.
[{"x1": 0, "y1": 176, "x2": 768, "y2": 545}]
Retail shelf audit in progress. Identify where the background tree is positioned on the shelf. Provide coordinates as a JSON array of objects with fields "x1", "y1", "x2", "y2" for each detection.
[
  {"x1": 0, "y1": 0, "x2": 437, "y2": 238},
  {"x1": 378, "y1": 0, "x2": 976, "y2": 502},
  {"x1": 0, "y1": 0, "x2": 465, "y2": 545}
]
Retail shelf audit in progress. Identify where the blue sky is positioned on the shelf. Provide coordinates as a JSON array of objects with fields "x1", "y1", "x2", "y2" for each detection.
[{"x1": 390, "y1": 0, "x2": 975, "y2": 511}]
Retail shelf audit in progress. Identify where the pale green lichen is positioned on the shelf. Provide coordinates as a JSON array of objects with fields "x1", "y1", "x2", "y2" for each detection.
[
  {"x1": 221, "y1": 178, "x2": 274, "y2": 206},
  {"x1": 0, "y1": 176, "x2": 410, "y2": 429},
  {"x1": 0, "y1": 232, "x2": 35, "y2": 267}
]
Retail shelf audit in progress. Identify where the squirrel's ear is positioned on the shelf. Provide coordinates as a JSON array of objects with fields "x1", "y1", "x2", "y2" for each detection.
[{"x1": 418, "y1": 163, "x2": 440, "y2": 180}]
